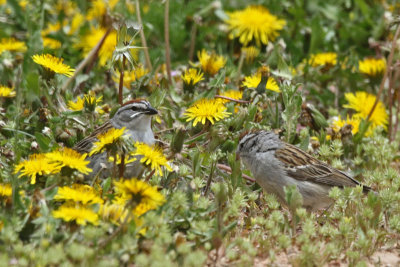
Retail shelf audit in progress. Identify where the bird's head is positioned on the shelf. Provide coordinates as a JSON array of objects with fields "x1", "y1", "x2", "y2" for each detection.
[{"x1": 113, "y1": 99, "x2": 158, "y2": 130}]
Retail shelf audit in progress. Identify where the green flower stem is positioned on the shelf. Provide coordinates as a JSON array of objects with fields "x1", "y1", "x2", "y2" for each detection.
[
  {"x1": 118, "y1": 56, "x2": 126, "y2": 105},
  {"x1": 204, "y1": 161, "x2": 216, "y2": 196}
]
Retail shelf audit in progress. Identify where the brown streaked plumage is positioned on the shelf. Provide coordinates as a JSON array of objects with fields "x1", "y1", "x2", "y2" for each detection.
[
  {"x1": 275, "y1": 143, "x2": 370, "y2": 192},
  {"x1": 74, "y1": 121, "x2": 113, "y2": 154},
  {"x1": 237, "y1": 130, "x2": 371, "y2": 211}
]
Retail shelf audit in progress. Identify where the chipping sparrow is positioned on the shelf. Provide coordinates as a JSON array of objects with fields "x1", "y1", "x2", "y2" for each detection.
[
  {"x1": 74, "y1": 99, "x2": 157, "y2": 179},
  {"x1": 236, "y1": 131, "x2": 371, "y2": 211}
]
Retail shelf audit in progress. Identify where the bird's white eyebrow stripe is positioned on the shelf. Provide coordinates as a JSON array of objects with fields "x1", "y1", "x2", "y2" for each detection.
[{"x1": 130, "y1": 112, "x2": 144, "y2": 118}]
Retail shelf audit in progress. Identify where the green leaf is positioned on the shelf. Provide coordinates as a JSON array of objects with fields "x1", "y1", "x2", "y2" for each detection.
[
  {"x1": 102, "y1": 178, "x2": 112, "y2": 198},
  {"x1": 247, "y1": 104, "x2": 257, "y2": 121},
  {"x1": 149, "y1": 87, "x2": 167, "y2": 107},
  {"x1": 25, "y1": 72, "x2": 40, "y2": 97},
  {"x1": 75, "y1": 74, "x2": 90, "y2": 85},
  {"x1": 35, "y1": 132, "x2": 51, "y2": 151},
  {"x1": 310, "y1": 16, "x2": 324, "y2": 53},
  {"x1": 209, "y1": 69, "x2": 226, "y2": 89}
]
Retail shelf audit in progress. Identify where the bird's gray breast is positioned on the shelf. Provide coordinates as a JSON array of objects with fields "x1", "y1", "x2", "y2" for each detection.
[
  {"x1": 241, "y1": 149, "x2": 289, "y2": 202},
  {"x1": 84, "y1": 122, "x2": 155, "y2": 180},
  {"x1": 125, "y1": 129, "x2": 155, "y2": 145}
]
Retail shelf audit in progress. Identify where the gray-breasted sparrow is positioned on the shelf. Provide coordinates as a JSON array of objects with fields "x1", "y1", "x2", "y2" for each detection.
[
  {"x1": 236, "y1": 130, "x2": 371, "y2": 211},
  {"x1": 74, "y1": 99, "x2": 157, "y2": 179}
]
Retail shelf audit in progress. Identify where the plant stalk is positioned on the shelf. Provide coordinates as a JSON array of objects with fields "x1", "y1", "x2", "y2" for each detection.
[
  {"x1": 62, "y1": 28, "x2": 111, "y2": 96},
  {"x1": 135, "y1": 0, "x2": 152, "y2": 70},
  {"x1": 119, "y1": 152, "x2": 125, "y2": 178},
  {"x1": 390, "y1": 66, "x2": 400, "y2": 140},
  {"x1": 216, "y1": 164, "x2": 255, "y2": 183},
  {"x1": 236, "y1": 52, "x2": 245, "y2": 85},
  {"x1": 188, "y1": 16, "x2": 199, "y2": 61},
  {"x1": 164, "y1": 0, "x2": 172, "y2": 85},
  {"x1": 214, "y1": 95, "x2": 250, "y2": 104},
  {"x1": 367, "y1": 25, "x2": 400, "y2": 121},
  {"x1": 118, "y1": 56, "x2": 126, "y2": 105}
]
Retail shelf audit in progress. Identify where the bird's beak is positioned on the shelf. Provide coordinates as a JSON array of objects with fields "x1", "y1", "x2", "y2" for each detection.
[
  {"x1": 145, "y1": 106, "x2": 158, "y2": 115},
  {"x1": 235, "y1": 152, "x2": 240, "y2": 161}
]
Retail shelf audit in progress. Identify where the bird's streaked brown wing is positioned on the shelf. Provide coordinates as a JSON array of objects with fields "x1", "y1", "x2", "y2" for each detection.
[
  {"x1": 73, "y1": 121, "x2": 113, "y2": 154},
  {"x1": 275, "y1": 143, "x2": 370, "y2": 191}
]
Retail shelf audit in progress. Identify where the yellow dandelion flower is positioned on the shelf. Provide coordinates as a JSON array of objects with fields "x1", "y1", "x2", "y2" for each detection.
[
  {"x1": 86, "y1": 0, "x2": 106, "y2": 20},
  {"x1": 242, "y1": 46, "x2": 260, "y2": 63},
  {"x1": 95, "y1": 104, "x2": 108, "y2": 115},
  {"x1": 0, "y1": 37, "x2": 27, "y2": 55},
  {"x1": 308, "y1": 52, "x2": 337, "y2": 68},
  {"x1": 84, "y1": 92, "x2": 103, "y2": 107},
  {"x1": 181, "y1": 68, "x2": 204, "y2": 86},
  {"x1": 32, "y1": 54, "x2": 75, "y2": 77},
  {"x1": 76, "y1": 28, "x2": 117, "y2": 66},
  {"x1": 100, "y1": 200, "x2": 145, "y2": 231},
  {"x1": 242, "y1": 73, "x2": 280, "y2": 93},
  {"x1": 54, "y1": 184, "x2": 103, "y2": 205},
  {"x1": 68, "y1": 13, "x2": 84, "y2": 35},
  {"x1": 14, "y1": 154, "x2": 62, "y2": 184},
  {"x1": 0, "y1": 183, "x2": 12, "y2": 198},
  {"x1": 359, "y1": 58, "x2": 386, "y2": 77},
  {"x1": 42, "y1": 37, "x2": 62, "y2": 49},
  {"x1": 113, "y1": 66, "x2": 149, "y2": 88},
  {"x1": 217, "y1": 90, "x2": 243, "y2": 104},
  {"x1": 132, "y1": 142, "x2": 172, "y2": 176},
  {"x1": 41, "y1": 21, "x2": 63, "y2": 37},
  {"x1": 52, "y1": 203, "x2": 99, "y2": 225},
  {"x1": 108, "y1": 153, "x2": 137, "y2": 165},
  {"x1": 114, "y1": 178, "x2": 166, "y2": 216},
  {"x1": 67, "y1": 92, "x2": 102, "y2": 111},
  {"x1": 343, "y1": 91, "x2": 388, "y2": 130},
  {"x1": 331, "y1": 115, "x2": 360, "y2": 135},
  {"x1": 0, "y1": 85, "x2": 16, "y2": 97},
  {"x1": 183, "y1": 98, "x2": 231, "y2": 127},
  {"x1": 89, "y1": 127, "x2": 126, "y2": 156},
  {"x1": 45, "y1": 148, "x2": 92, "y2": 175},
  {"x1": 68, "y1": 96, "x2": 85, "y2": 111},
  {"x1": 197, "y1": 50, "x2": 226, "y2": 76},
  {"x1": 85, "y1": 0, "x2": 118, "y2": 20},
  {"x1": 0, "y1": 0, "x2": 6, "y2": 5},
  {"x1": 18, "y1": 0, "x2": 28, "y2": 9},
  {"x1": 99, "y1": 201, "x2": 129, "y2": 225},
  {"x1": 225, "y1": 5, "x2": 286, "y2": 46},
  {"x1": 289, "y1": 67, "x2": 297, "y2": 76}
]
